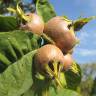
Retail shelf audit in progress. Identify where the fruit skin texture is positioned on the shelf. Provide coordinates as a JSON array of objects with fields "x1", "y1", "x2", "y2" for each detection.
[
  {"x1": 63, "y1": 54, "x2": 73, "y2": 70},
  {"x1": 34, "y1": 44, "x2": 64, "y2": 74},
  {"x1": 44, "y1": 16, "x2": 77, "y2": 53},
  {"x1": 21, "y1": 13, "x2": 44, "y2": 35}
]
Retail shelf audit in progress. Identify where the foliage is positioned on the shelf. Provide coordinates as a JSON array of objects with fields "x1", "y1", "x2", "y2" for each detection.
[
  {"x1": 65, "y1": 63, "x2": 81, "y2": 90},
  {"x1": 91, "y1": 77, "x2": 96, "y2": 96},
  {"x1": 73, "y1": 17, "x2": 95, "y2": 31},
  {"x1": 36, "y1": 0, "x2": 56, "y2": 22},
  {"x1": 0, "y1": 50, "x2": 36, "y2": 96},
  {"x1": 0, "y1": 0, "x2": 95, "y2": 96},
  {"x1": 0, "y1": 15, "x2": 19, "y2": 31}
]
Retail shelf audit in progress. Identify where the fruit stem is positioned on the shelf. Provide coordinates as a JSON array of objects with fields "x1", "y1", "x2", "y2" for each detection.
[
  {"x1": 45, "y1": 61, "x2": 63, "y2": 88},
  {"x1": 55, "y1": 76, "x2": 63, "y2": 88},
  {"x1": 35, "y1": 72, "x2": 45, "y2": 80},
  {"x1": 42, "y1": 89, "x2": 49, "y2": 96},
  {"x1": 42, "y1": 33, "x2": 56, "y2": 45},
  {"x1": 53, "y1": 60, "x2": 58, "y2": 76},
  {"x1": 45, "y1": 64, "x2": 54, "y2": 78}
]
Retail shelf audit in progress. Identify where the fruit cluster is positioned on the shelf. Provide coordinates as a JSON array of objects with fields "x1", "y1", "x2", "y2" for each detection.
[{"x1": 21, "y1": 13, "x2": 78, "y2": 87}]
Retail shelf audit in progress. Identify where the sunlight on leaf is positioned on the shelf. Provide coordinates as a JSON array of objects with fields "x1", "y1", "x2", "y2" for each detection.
[{"x1": 73, "y1": 16, "x2": 96, "y2": 31}]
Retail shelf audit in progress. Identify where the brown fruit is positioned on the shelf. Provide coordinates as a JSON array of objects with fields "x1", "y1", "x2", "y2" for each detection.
[
  {"x1": 34, "y1": 44, "x2": 64, "y2": 75},
  {"x1": 63, "y1": 54, "x2": 73, "y2": 70},
  {"x1": 44, "y1": 16, "x2": 77, "y2": 53},
  {"x1": 21, "y1": 13, "x2": 44, "y2": 35}
]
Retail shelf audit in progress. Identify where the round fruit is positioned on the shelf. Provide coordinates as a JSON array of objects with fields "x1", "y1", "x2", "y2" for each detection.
[
  {"x1": 34, "y1": 44, "x2": 64, "y2": 75},
  {"x1": 63, "y1": 54, "x2": 73, "y2": 70},
  {"x1": 21, "y1": 13, "x2": 44, "y2": 35},
  {"x1": 44, "y1": 16, "x2": 77, "y2": 53}
]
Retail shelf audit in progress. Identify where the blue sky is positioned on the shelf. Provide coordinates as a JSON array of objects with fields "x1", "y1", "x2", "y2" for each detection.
[{"x1": 24, "y1": 0, "x2": 96, "y2": 64}]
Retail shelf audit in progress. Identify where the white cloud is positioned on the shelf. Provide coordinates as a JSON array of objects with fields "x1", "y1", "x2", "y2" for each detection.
[{"x1": 75, "y1": 48, "x2": 96, "y2": 56}]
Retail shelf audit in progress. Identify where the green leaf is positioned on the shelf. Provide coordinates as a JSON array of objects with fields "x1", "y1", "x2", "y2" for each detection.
[
  {"x1": 62, "y1": 16, "x2": 72, "y2": 22},
  {"x1": 7, "y1": 8, "x2": 16, "y2": 14},
  {"x1": 59, "y1": 72, "x2": 67, "y2": 87},
  {"x1": 0, "y1": 16, "x2": 19, "y2": 32},
  {"x1": 0, "y1": 30, "x2": 43, "y2": 96},
  {"x1": 22, "y1": 63, "x2": 81, "y2": 96},
  {"x1": 0, "y1": 30, "x2": 41, "y2": 72},
  {"x1": 49, "y1": 87, "x2": 81, "y2": 96},
  {"x1": 22, "y1": 88, "x2": 34, "y2": 96},
  {"x1": 36, "y1": 0, "x2": 56, "y2": 22},
  {"x1": 22, "y1": 85, "x2": 81, "y2": 96},
  {"x1": 0, "y1": 50, "x2": 37, "y2": 96},
  {"x1": 16, "y1": 3, "x2": 30, "y2": 22},
  {"x1": 73, "y1": 16, "x2": 95, "y2": 31},
  {"x1": 65, "y1": 63, "x2": 82, "y2": 90}
]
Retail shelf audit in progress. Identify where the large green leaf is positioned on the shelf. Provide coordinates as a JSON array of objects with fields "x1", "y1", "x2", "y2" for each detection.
[
  {"x1": 0, "y1": 16, "x2": 19, "y2": 32},
  {"x1": 49, "y1": 87, "x2": 81, "y2": 96},
  {"x1": 0, "y1": 30, "x2": 41, "y2": 72},
  {"x1": 36, "y1": 0, "x2": 56, "y2": 22},
  {"x1": 22, "y1": 79, "x2": 50, "y2": 96},
  {"x1": 22, "y1": 87, "x2": 81, "y2": 96},
  {"x1": 0, "y1": 30, "x2": 43, "y2": 96},
  {"x1": 0, "y1": 50, "x2": 37, "y2": 96},
  {"x1": 22, "y1": 88, "x2": 34, "y2": 96},
  {"x1": 22, "y1": 84, "x2": 81, "y2": 96}
]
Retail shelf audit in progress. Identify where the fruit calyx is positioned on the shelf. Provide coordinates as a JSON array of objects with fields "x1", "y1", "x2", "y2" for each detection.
[
  {"x1": 34, "y1": 44, "x2": 65, "y2": 87},
  {"x1": 20, "y1": 13, "x2": 44, "y2": 35}
]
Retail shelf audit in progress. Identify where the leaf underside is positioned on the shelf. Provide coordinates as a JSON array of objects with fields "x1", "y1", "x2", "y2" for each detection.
[{"x1": 36, "y1": 0, "x2": 56, "y2": 22}]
